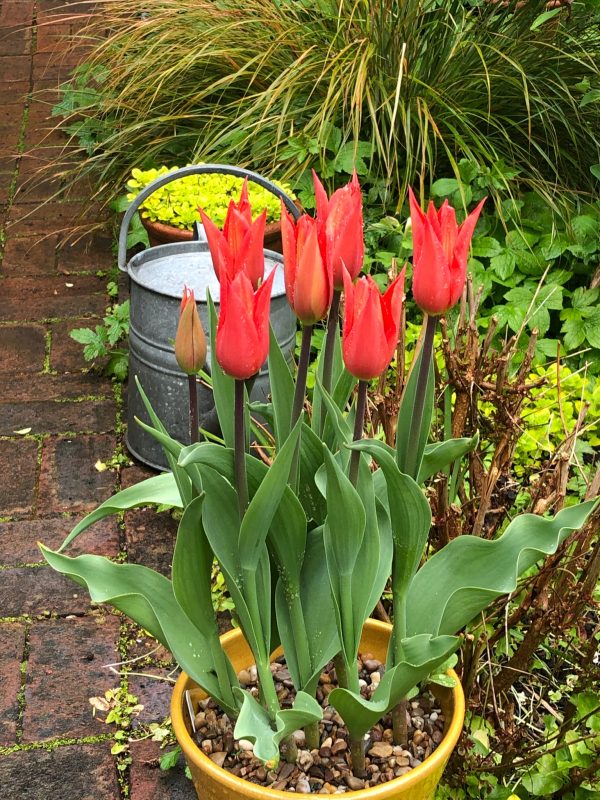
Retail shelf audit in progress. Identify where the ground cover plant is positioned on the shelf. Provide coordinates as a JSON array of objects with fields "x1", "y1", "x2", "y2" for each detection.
[{"x1": 51, "y1": 0, "x2": 600, "y2": 213}]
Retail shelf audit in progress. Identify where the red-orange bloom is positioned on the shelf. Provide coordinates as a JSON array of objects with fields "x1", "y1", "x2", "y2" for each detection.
[
  {"x1": 409, "y1": 188, "x2": 485, "y2": 316},
  {"x1": 216, "y1": 269, "x2": 276, "y2": 380},
  {"x1": 313, "y1": 171, "x2": 364, "y2": 289},
  {"x1": 281, "y1": 206, "x2": 332, "y2": 324},
  {"x1": 174, "y1": 286, "x2": 207, "y2": 375},
  {"x1": 199, "y1": 179, "x2": 266, "y2": 289},
  {"x1": 342, "y1": 269, "x2": 405, "y2": 381}
]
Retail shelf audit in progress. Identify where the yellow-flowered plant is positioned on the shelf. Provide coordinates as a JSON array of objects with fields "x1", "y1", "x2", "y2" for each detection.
[{"x1": 126, "y1": 165, "x2": 294, "y2": 230}]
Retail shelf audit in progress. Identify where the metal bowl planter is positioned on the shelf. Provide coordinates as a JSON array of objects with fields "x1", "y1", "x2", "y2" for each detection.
[
  {"x1": 171, "y1": 619, "x2": 466, "y2": 800},
  {"x1": 118, "y1": 164, "x2": 299, "y2": 471}
]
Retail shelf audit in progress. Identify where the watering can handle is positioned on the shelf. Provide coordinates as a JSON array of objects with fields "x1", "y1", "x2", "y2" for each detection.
[{"x1": 117, "y1": 163, "x2": 301, "y2": 271}]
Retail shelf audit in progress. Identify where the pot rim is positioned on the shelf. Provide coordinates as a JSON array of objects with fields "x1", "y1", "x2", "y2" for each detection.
[
  {"x1": 141, "y1": 215, "x2": 283, "y2": 238},
  {"x1": 171, "y1": 619, "x2": 465, "y2": 799}
]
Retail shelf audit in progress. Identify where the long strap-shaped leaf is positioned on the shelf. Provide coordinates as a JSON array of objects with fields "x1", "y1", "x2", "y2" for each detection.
[
  {"x1": 39, "y1": 545, "x2": 239, "y2": 718},
  {"x1": 207, "y1": 292, "x2": 235, "y2": 448},
  {"x1": 418, "y1": 433, "x2": 479, "y2": 484},
  {"x1": 407, "y1": 499, "x2": 599, "y2": 638},
  {"x1": 134, "y1": 376, "x2": 192, "y2": 504},
  {"x1": 267, "y1": 325, "x2": 294, "y2": 448},
  {"x1": 58, "y1": 473, "x2": 182, "y2": 551}
]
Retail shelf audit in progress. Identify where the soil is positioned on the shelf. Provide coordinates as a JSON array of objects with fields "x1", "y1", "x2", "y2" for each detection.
[{"x1": 190, "y1": 653, "x2": 446, "y2": 794}]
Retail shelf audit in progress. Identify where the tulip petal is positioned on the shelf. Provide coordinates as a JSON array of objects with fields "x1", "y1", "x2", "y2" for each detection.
[
  {"x1": 342, "y1": 276, "x2": 390, "y2": 381},
  {"x1": 200, "y1": 208, "x2": 233, "y2": 281},
  {"x1": 280, "y1": 204, "x2": 298, "y2": 305},
  {"x1": 312, "y1": 170, "x2": 329, "y2": 226},
  {"x1": 238, "y1": 210, "x2": 266, "y2": 289},
  {"x1": 408, "y1": 187, "x2": 427, "y2": 262},
  {"x1": 412, "y1": 216, "x2": 452, "y2": 316}
]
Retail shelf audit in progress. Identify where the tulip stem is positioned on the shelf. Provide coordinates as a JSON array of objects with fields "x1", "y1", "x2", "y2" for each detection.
[
  {"x1": 187, "y1": 375, "x2": 199, "y2": 444},
  {"x1": 404, "y1": 314, "x2": 437, "y2": 480},
  {"x1": 291, "y1": 324, "x2": 313, "y2": 427},
  {"x1": 234, "y1": 379, "x2": 249, "y2": 520},
  {"x1": 349, "y1": 380, "x2": 368, "y2": 487},
  {"x1": 322, "y1": 288, "x2": 341, "y2": 398}
]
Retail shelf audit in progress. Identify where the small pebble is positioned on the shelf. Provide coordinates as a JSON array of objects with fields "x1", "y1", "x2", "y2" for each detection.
[
  {"x1": 296, "y1": 778, "x2": 312, "y2": 793},
  {"x1": 238, "y1": 739, "x2": 254, "y2": 751},
  {"x1": 237, "y1": 669, "x2": 252, "y2": 686},
  {"x1": 209, "y1": 751, "x2": 227, "y2": 767},
  {"x1": 368, "y1": 742, "x2": 393, "y2": 759}
]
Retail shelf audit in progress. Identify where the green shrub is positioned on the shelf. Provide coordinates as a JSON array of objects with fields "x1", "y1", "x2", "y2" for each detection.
[{"x1": 52, "y1": 0, "x2": 600, "y2": 211}]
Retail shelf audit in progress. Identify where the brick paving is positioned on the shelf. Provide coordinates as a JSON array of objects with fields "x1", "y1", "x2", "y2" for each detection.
[{"x1": 0, "y1": 2, "x2": 194, "y2": 796}]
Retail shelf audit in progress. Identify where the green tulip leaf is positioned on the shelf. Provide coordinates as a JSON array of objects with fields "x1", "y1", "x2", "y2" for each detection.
[
  {"x1": 407, "y1": 499, "x2": 599, "y2": 637},
  {"x1": 396, "y1": 341, "x2": 435, "y2": 480},
  {"x1": 418, "y1": 433, "x2": 480, "y2": 484},
  {"x1": 233, "y1": 687, "x2": 322, "y2": 765},
  {"x1": 57, "y1": 472, "x2": 182, "y2": 551},
  {"x1": 239, "y1": 416, "x2": 302, "y2": 571},
  {"x1": 133, "y1": 376, "x2": 193, "y2": 503},
  {"x1": 267, "y1": 325, "x2": 294, "y2": 447},
  {"x1": 276, "y1": 526, "x2": 340, "y2": 693},
  {"x1": 39, "y1": 545, "x2": 239, "y2": 718},
  {"x1": 312, "y1": 320, "x2": 344, "y2": 436},
  {"x1": 329, "y1": 634, "x2": 459, "y2": 741},
  {"x1": 298, "y1": 423, "x2": 327, "y2": 524},
  {"x1": 314, "y1": 376, "x2": 353, "y2": 463},
  {"x1": 207, "y1": 292, "x2": 235, "y2": 448},
  {"x1": 172, "y1": 495, "x2": 214, "y2": 639},
  {"x1": 178, "y1": 442, "x2": 308, "y2": 588}
]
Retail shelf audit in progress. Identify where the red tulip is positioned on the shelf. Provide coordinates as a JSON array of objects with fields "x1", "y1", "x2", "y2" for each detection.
[
  {"x1": 281, "y1": 206, "x2": 332, "y2": 324},
  {"x1": 342, "y1": 269, "x2": 405, "y2": 381},
  {"x1": 408, "y1": 188, "x2": 485, "y2": 316},
  {"x1": 199, "y1": 179, "x2": 266, "y2": 289},
  {"x1": 216, "y1": 268, "x2": 276, "y2": 380},
  {"x1": 174, "y1": 286, "x2": 207, "y2": 375},
  {"x1": 312, "y1": 171, "x2": 364, "y2": 289}
]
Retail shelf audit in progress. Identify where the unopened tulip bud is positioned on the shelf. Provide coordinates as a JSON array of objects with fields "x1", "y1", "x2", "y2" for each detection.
[{"x1": 175, "y1": 287, "x2": 207, "y2": 375}]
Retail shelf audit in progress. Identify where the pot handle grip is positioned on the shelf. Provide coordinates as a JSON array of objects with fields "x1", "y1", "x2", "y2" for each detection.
[{"x1": 118, "y1": 163, "x2": 301, "y2": 271}]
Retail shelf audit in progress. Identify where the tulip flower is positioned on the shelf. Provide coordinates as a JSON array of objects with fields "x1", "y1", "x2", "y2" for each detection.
[
  {"x1": 216, "y1": 268, "x2": 276, "y2": 380},
  {"x1": 313, "y1": 171, "x2": 364, "y2": 289},
  {"x1": 200, "y1": 179, "x2": 267, "y2": 289},
  {"x1": 281, "y1": 207, "x2": 332, "y2": 325},
  {"x1": 342, "y1": 269, "x2": 405, "y2": 381},
  {"x1": 408, "y1": 187, "x2": 485, "y2": 316},
  {"x1": 174, "y1": 286, "x2": 207, "y2": 375}
]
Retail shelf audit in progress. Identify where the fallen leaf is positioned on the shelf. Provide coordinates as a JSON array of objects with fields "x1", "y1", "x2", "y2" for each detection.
[
  {"x1": 95, "y1": 460, "x2": 108, "y2": 472},
  {"x1": 13, "y1": 427, "x2": 32, "y2": 435}
]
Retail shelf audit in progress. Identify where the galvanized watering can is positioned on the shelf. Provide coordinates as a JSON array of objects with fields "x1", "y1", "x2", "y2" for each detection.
[{"x1": 118, "y1": 164, "x2": 299, "y2": 470}]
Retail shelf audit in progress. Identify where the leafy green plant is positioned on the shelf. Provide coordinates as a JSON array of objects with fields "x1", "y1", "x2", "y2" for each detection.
[
  {"x1": 126, "y1": 166, "x2": 295, "y2": 230},
  {"x1": 70, "y1": 300, "x2": 130, "y2": 380},
  {"x1": 50, "y1": 0, "x2": 600, "y2": 213}
]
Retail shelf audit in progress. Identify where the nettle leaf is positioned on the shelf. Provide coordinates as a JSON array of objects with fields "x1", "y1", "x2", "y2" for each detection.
[
  {"x1": 490, "y1": 251, "x2": 516, "y2": 280},
  {"x1": 584, "y1": 311, "x2": 600, "y2": 348},
  {"x1": 571, "y1": 214, "x2": 600, "y2": 243},
  {"x1": 572, "y1": 287, "x2": 600, "y2": 311},
  {"x1": 329, "y1": 634, "x2": 459, "y2": 741},
  {"x1": 407, "y1": 500, "x2": 598, "y2": 638},
  {"x1": 233, "y1": 688, "x2": 322, "y2": 765},
  {"x1": 57, "y1": 473, "x2": 182, "y2": 551},
  {"x1": 471, "y1": 237, "x2": 502, "y2": 258},
  {"x1": 562, "y1": 316, "x2": 587, "y2": 350}
]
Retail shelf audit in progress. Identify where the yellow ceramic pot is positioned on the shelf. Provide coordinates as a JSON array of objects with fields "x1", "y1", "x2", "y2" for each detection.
[{"x1": 171, "y1": 619, "x2": 465, "y2": 800}]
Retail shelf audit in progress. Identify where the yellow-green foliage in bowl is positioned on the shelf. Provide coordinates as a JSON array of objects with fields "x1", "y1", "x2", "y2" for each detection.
[{"x1": 126, "y1": 166, "x2": 295, "y2": 230}]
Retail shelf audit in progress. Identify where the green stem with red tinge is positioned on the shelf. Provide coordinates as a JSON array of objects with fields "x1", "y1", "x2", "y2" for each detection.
[
  {"x1": 349, "y1": 380, "x2": 368, "y2": 487},
  {"x1": 322, "y1": 288, "x2": 342, "y2": 397},
  {"x1": 188, "y1": 375, "x2": 199, "y2": 444},
  {"x1": 234, "y1": 379, "x2": 249, "y2": 521}
]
